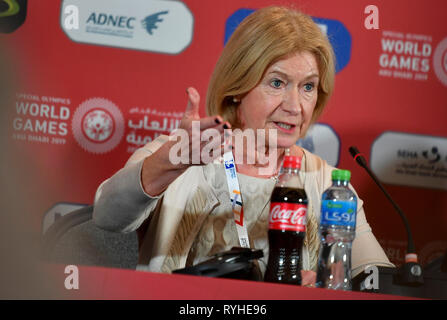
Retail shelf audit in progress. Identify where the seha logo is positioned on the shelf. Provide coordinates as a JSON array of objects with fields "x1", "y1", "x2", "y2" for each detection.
[
  {"x1": 71, "y1": 98, "x2": 124, "y2": 154},
  {"x1": 433, "y1": 36, "x2": 447, "y2": 86},
  {"x1": 371, "y1": 131, "x2": 447, "y2": 191},
  {"x1": 269, "y1": 203, "x2": 307, "y2": 232},
  {"x1": 60, "y1": 0, "x2": 193, "y2": 54}
]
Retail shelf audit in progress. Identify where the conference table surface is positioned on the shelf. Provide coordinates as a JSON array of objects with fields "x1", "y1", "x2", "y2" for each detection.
[{"x1": 46, "y1": 263, "x2": 418, "y2": 300}]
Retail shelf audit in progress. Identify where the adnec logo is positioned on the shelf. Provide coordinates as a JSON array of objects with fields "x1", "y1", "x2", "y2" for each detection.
[
  {"x1": 224, "y1": 9, "x2": 351, "y2": 73},
  {"x1": 60, "y1": 0, "x2": 193, "y2": 54},
  {"x1": 71, "y1": 98, "x2": 125, "y2": 154}
]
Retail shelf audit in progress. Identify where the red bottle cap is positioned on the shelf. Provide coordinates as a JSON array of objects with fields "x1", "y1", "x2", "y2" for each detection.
[{"x1": 283, "y1": 155, "x2": 301, "y2": 169}]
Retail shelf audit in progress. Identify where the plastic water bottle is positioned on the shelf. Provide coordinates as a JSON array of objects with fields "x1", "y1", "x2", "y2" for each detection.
[{"x1": 316, "y1": 169, "x2": 357, "y2": 290}]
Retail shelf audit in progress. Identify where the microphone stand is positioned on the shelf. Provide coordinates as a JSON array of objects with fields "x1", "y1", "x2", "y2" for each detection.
[{"x1": 349, "y1": 146, "x2": 424, "y2": 287}]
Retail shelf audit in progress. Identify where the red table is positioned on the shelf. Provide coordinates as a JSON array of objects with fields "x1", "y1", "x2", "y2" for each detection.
[{"x1": 49, "y1": 264, "x2": 417, "y2": 300}]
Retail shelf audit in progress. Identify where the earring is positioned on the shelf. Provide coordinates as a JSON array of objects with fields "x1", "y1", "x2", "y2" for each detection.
[{"x1": 233, "y1": 96, "x2": 240, "y2": 103}]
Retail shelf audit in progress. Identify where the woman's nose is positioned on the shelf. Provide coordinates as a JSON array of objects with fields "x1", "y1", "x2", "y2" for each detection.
[{"x1": 282, "y1": 88, "x2": 301, "y2": 115}]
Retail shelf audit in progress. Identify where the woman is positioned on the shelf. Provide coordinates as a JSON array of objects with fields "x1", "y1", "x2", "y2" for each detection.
[{"x1": 93, "y1": 6, "x2": 393, "y2": 285}]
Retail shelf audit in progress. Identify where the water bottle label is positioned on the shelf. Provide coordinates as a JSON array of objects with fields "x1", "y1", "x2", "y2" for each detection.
[
  {"x1": 269, "y1": 202, "x2": 307, "y2": 232},
  {"x1": 320, "y1": 200, "x2": 357, "y2": 228}
]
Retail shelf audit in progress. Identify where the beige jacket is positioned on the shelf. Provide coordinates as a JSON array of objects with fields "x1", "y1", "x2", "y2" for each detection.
[{"x1": 93, "y1": 135, "x2": 394, "y2": 277}]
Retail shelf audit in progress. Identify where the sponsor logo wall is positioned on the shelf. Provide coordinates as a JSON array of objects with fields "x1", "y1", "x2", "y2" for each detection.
[{"x1": 1, "y1": 0, "x2": 446, "y2": 267}]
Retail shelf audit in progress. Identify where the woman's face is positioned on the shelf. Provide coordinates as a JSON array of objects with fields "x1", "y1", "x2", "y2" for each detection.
[{"x1": 237, "y1": 51, "x2": 319, "y2": 149}]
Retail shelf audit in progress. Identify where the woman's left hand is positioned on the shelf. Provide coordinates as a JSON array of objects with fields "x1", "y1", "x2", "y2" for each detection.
[{"x1": 301, "y1": 270, "x2": 316, "y2": 287}]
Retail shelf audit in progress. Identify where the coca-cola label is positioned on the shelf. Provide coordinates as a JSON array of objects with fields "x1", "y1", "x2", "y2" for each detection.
[{"x1": 269, "y1": 202, "x2": 307, "y2": 232}]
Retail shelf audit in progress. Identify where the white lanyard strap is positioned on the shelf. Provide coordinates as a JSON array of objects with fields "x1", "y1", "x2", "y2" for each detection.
[{"x1": 223, "y1": 150, "x2": 250, "y2": 248}]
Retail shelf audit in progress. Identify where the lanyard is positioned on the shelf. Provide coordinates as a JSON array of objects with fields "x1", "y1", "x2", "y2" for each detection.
[{"x1": 223, "y1": 150, "x2": 250, "y2": 248}]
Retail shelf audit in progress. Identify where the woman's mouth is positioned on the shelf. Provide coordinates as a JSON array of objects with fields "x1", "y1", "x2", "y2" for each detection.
[{"x1": 274, "y1": 121, "x2": 296, "y2": 133}]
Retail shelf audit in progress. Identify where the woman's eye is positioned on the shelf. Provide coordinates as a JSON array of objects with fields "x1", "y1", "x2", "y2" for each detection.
[
  {"x1": 304, "y1": 82, "x2": 315, "y2": 92},
  {"x1": 271, "y1": 79, "x2": 283, "y2": 88}
]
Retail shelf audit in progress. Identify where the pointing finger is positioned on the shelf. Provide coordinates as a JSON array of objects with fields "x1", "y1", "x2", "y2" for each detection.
[{"x1": 184, "y1": 87, "x2": 200, "y2": 119}]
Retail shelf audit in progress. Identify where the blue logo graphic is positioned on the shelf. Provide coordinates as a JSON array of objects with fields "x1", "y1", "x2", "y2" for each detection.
[
  {"x1": 141, "y1": 10, "x2": 168, "y2": 35},
  {"x1": 296, "y1": 135, "x2": 315, "y2": 153},
  {"x1": 224, "y1": 161, "x2": 234, "y2": 169},
  {"x1": 224, "y1": 9, "x2": 352, "y2": 73}
]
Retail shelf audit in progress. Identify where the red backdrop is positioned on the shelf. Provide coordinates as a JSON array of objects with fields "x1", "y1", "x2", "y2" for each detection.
[{"x1": 1, "y1": 0, "x2": 446, "y2": 267}]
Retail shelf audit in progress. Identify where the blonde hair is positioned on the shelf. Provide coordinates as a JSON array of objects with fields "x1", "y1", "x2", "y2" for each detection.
[{"x1": 206, "y1": 6, "x2": 335, "y2": 128}]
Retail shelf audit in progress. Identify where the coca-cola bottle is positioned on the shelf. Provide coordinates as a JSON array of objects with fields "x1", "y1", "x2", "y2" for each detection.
[{"x1": 264, "y1": 155, "x2": 308, "y2": 285}]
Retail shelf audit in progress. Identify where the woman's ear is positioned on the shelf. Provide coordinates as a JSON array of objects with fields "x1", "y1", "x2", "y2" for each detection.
[{"x1": 235, "y1": 101, "x2": 245, "y2": 129}]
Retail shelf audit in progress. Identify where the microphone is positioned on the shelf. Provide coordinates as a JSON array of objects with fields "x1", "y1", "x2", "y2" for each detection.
[{"x1": 349, "y1": 146, "x2": 424, "y2": 286}]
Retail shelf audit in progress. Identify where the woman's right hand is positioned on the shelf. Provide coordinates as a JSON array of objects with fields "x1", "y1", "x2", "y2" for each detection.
[
  {"x1": 140, "y1": 87, "x2": 232, "y2": 196},
  {"x1": 170, "y1": 87, "x2": 232, "y2": 168}
]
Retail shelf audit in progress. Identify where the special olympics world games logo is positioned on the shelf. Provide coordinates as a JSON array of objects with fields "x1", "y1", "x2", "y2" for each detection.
[
  {"x1": 433, "y1": 36, "x2": 447, "y2": 86},
  {"x1": 72, "y1": 98, "x2": 124, "y2": 154}
]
